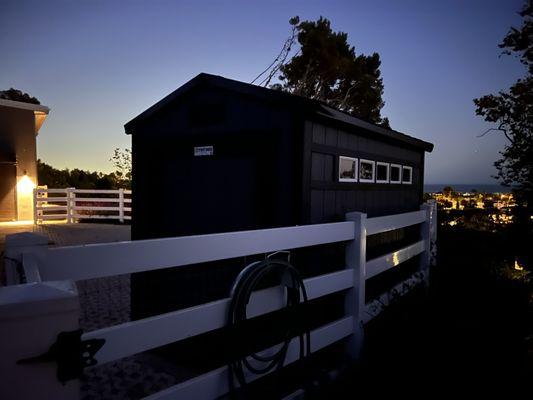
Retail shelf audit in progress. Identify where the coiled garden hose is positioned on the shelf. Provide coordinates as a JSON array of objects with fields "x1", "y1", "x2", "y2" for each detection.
[{"x1": 227, "y1": 257, "x2": 311, "y2": 396}]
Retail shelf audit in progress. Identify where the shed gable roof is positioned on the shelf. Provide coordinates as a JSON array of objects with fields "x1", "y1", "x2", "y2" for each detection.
[{"x1": 125, "y1": 73, "x2": 433, "y2": 152}]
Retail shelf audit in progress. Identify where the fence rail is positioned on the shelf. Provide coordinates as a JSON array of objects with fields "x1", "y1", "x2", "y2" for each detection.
[
  {"x1": 33, "y1": 187, "x2": 131, "y2": 224},
  {"x1": 1, "y1": 202, "x2": 437, "y2": 400}
]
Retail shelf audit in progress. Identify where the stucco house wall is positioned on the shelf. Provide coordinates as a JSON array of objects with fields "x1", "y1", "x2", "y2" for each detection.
[{"x1": 0, "y1": 99, "x2": 49, "y2": 221}]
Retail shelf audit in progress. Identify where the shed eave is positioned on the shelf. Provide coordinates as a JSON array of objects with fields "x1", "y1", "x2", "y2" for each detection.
[{"x1": 312, "y1": 110, "x2": 434, "y2": 153}]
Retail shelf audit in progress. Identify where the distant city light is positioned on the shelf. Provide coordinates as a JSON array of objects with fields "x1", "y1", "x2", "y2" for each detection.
[{"x1": 428, "y1": 189, "x2": 516, "y2": 229}]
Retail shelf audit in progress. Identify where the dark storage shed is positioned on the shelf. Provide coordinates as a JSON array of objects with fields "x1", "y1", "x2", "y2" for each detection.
[
  {"x1": 126, "y1": 73, "x2": 432, "y2": 236},
  {"x1": 125, "y1": 73, "x2": 433, "y2": 325}
]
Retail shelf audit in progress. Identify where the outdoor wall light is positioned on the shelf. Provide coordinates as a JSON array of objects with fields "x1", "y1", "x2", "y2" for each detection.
[{"x1": 17, "y1": 174, "x2": 36, "y2": 196}]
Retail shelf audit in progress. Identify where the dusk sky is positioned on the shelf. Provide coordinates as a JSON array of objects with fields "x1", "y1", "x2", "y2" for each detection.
[{"x1": 0, "y1": 0, "x2": 526, "y2": 184}]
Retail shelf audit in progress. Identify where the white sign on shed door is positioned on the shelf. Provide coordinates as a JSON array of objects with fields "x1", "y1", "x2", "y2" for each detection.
[{"x1": 194, "y1": 146, "x2": 214, "y2": 156}]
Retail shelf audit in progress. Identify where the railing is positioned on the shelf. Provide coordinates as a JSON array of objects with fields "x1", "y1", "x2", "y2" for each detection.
[
  {"x1": 33, "y1": 187, "x2": 131, "y2": 224},
  {"x1": 1, "y1": 202, "x2": 437, "y2": 400}
]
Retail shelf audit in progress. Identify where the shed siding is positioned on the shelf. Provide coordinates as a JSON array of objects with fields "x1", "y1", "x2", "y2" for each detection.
[
  {"x1": 304, "y1": 120, "x2": 425, "y2": 296},
  {"x1": 305, "y1": 121, "x2": 424, "y2": 221},
  {"x1": 131, "y1": 85, "x2": 302, "y2": 241}
]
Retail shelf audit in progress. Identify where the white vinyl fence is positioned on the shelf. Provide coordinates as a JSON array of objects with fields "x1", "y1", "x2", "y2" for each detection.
[
  {"x1": 1, "y1": 202, "x2": 437, "y2": 400},
  {"x1": 33, "y1": 187, "x2": 131, "y2": 224}
]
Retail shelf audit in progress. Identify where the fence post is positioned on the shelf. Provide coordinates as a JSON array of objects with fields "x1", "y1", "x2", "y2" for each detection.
[
  {"x1": 66, "y1": 188, "x2": 75, "y2": 224},
  {"x1": 345, "y1": 211, "x2": 366, "y2": 359},
  {"x1": 118, "y1": 188, "x2": 124, "y2": 223},
  {"x1": 33, "y1": 188, "x2": 38, "y2": 224},
  {"x1": 4, "y1": 232, "x2": 49, "y2": 285},
  {"x1": 0, "y1": 280, "x2": 80, "y2": 400},
  {"x1": 428, "y1": 200, "x2": 438, "y2": 267},
  {"x1": 38, "y1": 185, "x2": 47, "y2": 224},
  {"x1": 419, "y1": 203, "x2": 432, "y2": 286}
]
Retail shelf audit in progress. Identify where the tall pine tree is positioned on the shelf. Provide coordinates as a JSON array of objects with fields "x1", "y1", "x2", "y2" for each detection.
[{"x1": 260, "y1": 17, "x2": 389, "y2": 127}]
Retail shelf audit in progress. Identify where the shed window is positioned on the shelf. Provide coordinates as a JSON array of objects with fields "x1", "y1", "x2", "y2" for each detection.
[
  {"x1": 359, "y1": 159, "x2": 375, "y2": 183},
  {"x1": 402, "y1": 166, "x2": 413, "y2": 184},
  {"x1": 376, "y1": 162, "x2": 389, "y2": 183},
  {"x1": 390, "y1": 164, "x2": 401, "y2": 184},
  {"x1": 338, "y1": 156, "x2": 357, "y2": 182}
]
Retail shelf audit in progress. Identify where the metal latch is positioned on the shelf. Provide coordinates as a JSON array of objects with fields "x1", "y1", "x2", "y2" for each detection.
[{"x1": 17, "y1": 329, "x2": 105, "y2": 384}]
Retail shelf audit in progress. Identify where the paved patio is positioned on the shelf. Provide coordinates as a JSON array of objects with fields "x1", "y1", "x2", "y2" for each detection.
[
  {"x1": 0, "y1": 221, "x2": 37, "y2": 251},
  {"x1": 36, "y1": 223, "x2": 132, "y2": 332},
  {"x1": 1, "y1": 222, "x2": 181, "y2": 399}
]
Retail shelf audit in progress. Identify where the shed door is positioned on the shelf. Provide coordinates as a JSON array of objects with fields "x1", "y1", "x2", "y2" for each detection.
[
  {"x1": 167, "y1": 152, "x2": 260, "y2": 236},
  {"x1": 0, "y1": 164, "x2": 17, "y2": 221}
]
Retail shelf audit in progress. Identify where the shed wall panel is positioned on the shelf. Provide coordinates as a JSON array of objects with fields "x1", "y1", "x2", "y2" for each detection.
[{"x1": 305, "y1": 121, "x2": 424, "y2": 220}]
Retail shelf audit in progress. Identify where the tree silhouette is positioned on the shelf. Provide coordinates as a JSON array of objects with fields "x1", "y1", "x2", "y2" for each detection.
[
  {"x1": 474, "y1": 1, "x2": 532, "y2": 210},
  {"x1": 110, "y1": 148, "x2": 132, "y2": 189},
  {"x1": 257, "y1": 17, "x2": 389, "y2": 127},
  {"x1": 37, "y1": 160, "x2": 117, "y2": 189},
  {"x1": 0, "y1": 88, "x2": 40, "y2": 104}
]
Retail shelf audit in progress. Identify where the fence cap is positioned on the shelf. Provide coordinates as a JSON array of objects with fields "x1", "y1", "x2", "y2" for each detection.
[
  {"x1": 0, "y1": 281, "x2": 78, "y2": 320},
  {"x1": 5, "y1": 232, "x2": 49, "y2": 248}
]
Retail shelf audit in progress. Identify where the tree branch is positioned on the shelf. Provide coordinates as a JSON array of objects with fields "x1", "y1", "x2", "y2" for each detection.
[{"x1": 477, "y1": 123, "x2": 514, "y2": 143}]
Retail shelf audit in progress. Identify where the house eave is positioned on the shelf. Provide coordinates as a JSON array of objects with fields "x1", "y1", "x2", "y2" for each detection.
[{"x1": 0, "y1": 98, "x2": 50, "y2": 135}]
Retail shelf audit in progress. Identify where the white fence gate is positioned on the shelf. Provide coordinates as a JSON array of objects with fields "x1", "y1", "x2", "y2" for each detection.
[
  {"x1": 33, "y1": 187, "x2": 131, "y2": 224},
  {"x1": 1, "y1": 202, "x2": 437, "y2": 400}
]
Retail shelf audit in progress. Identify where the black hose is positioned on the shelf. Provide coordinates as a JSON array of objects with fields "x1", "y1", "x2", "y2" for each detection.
[{"x1": 227, "y1": 257, "x2": 311, "y2": 396}]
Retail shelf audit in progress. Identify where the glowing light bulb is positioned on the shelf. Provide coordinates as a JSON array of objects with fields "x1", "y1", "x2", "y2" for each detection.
[{"x1": 17, "y1": 175, "x2": 35, "y2": 195}]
